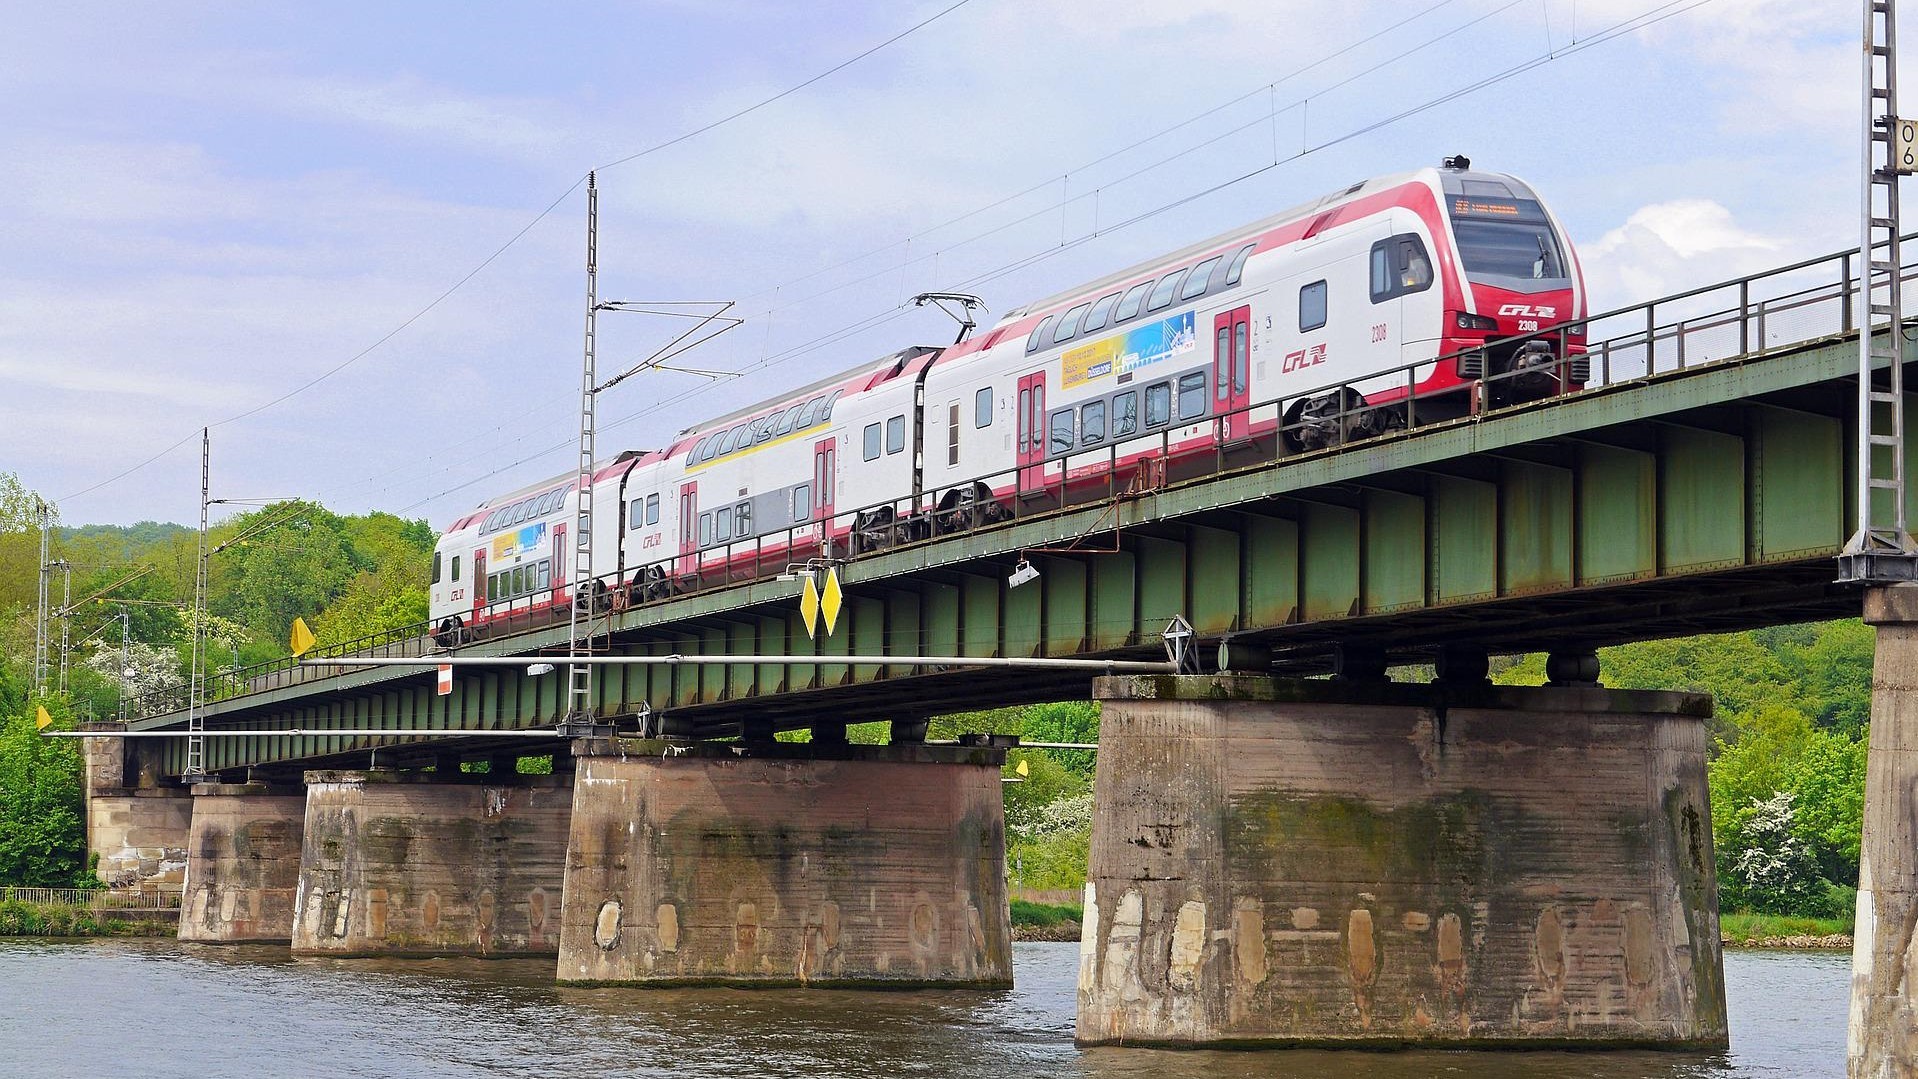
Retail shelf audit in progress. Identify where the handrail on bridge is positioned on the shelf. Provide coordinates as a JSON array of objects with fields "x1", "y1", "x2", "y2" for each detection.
[{"x1": 123, "y1": 235, "x2": 1911, "y2": 722}]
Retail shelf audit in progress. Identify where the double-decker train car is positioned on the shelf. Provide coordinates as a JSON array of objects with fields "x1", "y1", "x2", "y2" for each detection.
[{"x1": 429, "y1": 159, "x2": 1586, "y2": 645}]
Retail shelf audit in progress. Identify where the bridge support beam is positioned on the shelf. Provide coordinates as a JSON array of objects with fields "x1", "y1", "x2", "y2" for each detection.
[
  {"x1": 179, "y1": 782, "x2": 306, "y2": 943},
  {"x1": 80, "y1": 722, "x2": 191, "y2": 893},
  {"x1": 1849, "y1": 585, "x2": 1918, "y2": 1077},
  {"x1": 556, "y1": 738, "x2": 1011, "y2": 988},
  {"x1": 290, "y1": 770, "x2": 571, "y2": 957},
  {"x1": 1076, "y1": 674, "x2": 1726, "y2": 1050}
]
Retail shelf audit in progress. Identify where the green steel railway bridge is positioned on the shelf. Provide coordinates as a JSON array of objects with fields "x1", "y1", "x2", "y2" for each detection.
[{"x1": 119, "y1": 238, "x2": 1901, "y2": 776}]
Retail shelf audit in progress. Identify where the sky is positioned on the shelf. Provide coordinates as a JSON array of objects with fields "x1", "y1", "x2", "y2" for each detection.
[{"x1": 0, "y1": 0, "x2": 1863, "y2": 528}]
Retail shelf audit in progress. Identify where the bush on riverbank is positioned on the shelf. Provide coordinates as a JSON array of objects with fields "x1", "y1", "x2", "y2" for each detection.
[{"x1": 0, "y1": 898, "x2": 169, "y2": 937}]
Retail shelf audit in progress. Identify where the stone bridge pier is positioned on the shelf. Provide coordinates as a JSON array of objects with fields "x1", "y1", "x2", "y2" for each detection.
[
  {"x1": 180, "y1": 781, "x2": 307, "y2": 943},
  {"x1": 290, "y1": 769, "x2": 573, "y2": 957},
  {"x1": 556, "y1": 738, "x2": 1012, "y2": 988},
  {"x1": 1850, "y1": 584, "x2": 1918, "y2": 1078},
  {"x1": 1076, "y1": 674, "x2": 1726, "y2": 1050},
  {"x1": 80, "y1": 722, "x2": 191, "y2": 895}
]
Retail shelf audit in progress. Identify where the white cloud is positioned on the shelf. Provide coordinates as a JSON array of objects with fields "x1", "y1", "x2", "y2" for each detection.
[{"x1": 1581, "y1": 198, "x2": 1787, "y2": 304}]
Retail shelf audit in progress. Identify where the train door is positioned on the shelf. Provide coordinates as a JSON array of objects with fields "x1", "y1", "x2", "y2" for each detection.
[
  {"x1": 1016, "y1": 371, "x2": 1046, "y2": 492},
  {"x1": 1214, "y1": 305, "x2": 1252, "y2": 440},
  {"x1": 471, "y1": 549, "x2": 487, "y2": 616},
  {"x1": 550, "y1": 523, "x2": 566, "y2": 603},
  {"x1": 813, "y1": 438, "x2": 837, "y2": 545},
  {"x1": 676, "y1": 483, "x2": 698, "y2": 577}
]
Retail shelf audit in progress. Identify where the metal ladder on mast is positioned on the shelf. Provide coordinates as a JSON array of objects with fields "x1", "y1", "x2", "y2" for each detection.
[{"x1": 1844, "y1": 0, "x2": 1918, "y2": 581}]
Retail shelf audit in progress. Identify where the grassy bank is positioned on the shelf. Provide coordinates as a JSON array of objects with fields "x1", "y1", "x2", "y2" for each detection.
[
  {"x1": 1720, "y1": 911, "x2": 1851, "y2": 947},
  {"x1": 1009, "y1": 899, "x2": 1082, "y2": 942},
  {"x1": 0, "y1": 899, "x2": 172, "y2": 938}
]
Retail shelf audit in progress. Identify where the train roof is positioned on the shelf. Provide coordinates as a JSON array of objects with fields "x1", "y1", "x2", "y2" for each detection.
[
  {"x1": 999, "y1": 164, "x2": 1535, "y2": 322},
  {"x1": 673, "y1": 345, "x2": 940, "y2": 439}
]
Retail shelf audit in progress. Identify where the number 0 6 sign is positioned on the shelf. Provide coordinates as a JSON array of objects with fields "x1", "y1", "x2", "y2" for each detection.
[{"x1": 1897, "y1": 117, "x2": 1918, "y2": 175}]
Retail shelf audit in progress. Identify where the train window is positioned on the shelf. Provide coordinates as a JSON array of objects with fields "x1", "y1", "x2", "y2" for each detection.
[
  {"x1": 1369, "y1": 235, "x2": 1433, "y2": 302},
  {"x1": 1177, "y1": 372, "x2": 1208, "y2": 420},
  {"x1": 886, "y1": 415, "x2": 906, "y2": 454},
  {"x1": 735, "y1": 502, "x2": 752, "y2": 536},
  {"x1": 451, "y1": 555, "x2": 461, "y2": 582},
  {"x1": 1145, "y1": 382, "x2": 1171, "y2": 426},
  {"x1": 1026, "y1": 315, "x2": 1056, "y2": 353},
  {"x1": 975, "y1": 386, "x2": 993, "y2": 428},
  {"x1": 793, "y1": 399, "x2": 821, "y2": 430},
  {"x1": 1052, "y1": 303, "x2": 1090, "y2": 345},
  {"x1": 727, "y1": 423, "x2": 752, "y2": 454},
  {"x1": 1181, "y1": 256, "x2": 1222, "y2": 300},
  {"x1": 794, "y1": 483, "x2": 812, "y2": 521},
  {"x1": 775, "y1": 403, "x2": 804, "y2": 436},
  {"x1": 822, "y1": 389, "x2": 845, "y2": 420},
  {"x1": 1146, "y1": 268, "x2": 1188, "y2": 312},
  {"x1": 1115, "y1": 281, "x2": 1152, "y2": 322},
  {"x1": 714, "y1": 507, "x2": 733, "y2": 542},
  {"x1": 432, "y1": 552, "x2": 442, "y2": 585},
  {"x1": 1081, "y1": 400, "x2": 1106, "y2": 445},
  {"x1": 510, "y1": 501, "x2": 527, "y2": 525},
  {"x1": 1299, "y1": 280, "x2": 1328, "y2": 331},
  {"x1": 1112, "y1": 391, "x2": 1139, "y2": 438},
  {"x1": 863, "y1": 423, "x2": 882, "y2": 461},
  {"x1": 1048, "y1": 410, "x2": 1075, "y2": 456},
  {"x1": 1217, "y1": 327, "x2": 1231, "y2": 401},
  {"x1": 628, "y1": 500, "x2": 642, "y2": 529},
  {"x1": 1224, "y1": 243, "x2": 1256, "y2": 286},
  {"x1": 511, "y1": 566, "x2": 525, "y2": 596},
  {"x1": 699, "y1": 513, "x2": 712, "y2": 546},
  {"x1": 948, "y1": 402, "x2": 961, "y2": 466},
  {"x1": 537, "y1": 561, "x2": 550, "y2": 591},
  {"x1": 487, "y1": 573, "x2": 498, "y2": 599},
  {"x1": 1083, "y1": 292, "x2": 1121, "y2": 334},
  {"x1": 646, "y1": 494, "x2": 660, "y2": 525},
  {"x1": 752, "y1": 416, "x2": 774, "y2": 444}
]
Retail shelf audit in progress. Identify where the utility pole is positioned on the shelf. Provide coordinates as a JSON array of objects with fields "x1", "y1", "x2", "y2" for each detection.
[
  {"x1": 1842, "y1": 0, "x2": 1918, "y2": 581},
  {"x1": 56, "y1": 560, "x2": 71, "y2": 695},
  {"x1": 185, "y1": 427, "x2": 210, "y2": 782},
  {"x1": 562, "y1": 173, "x2": 600, "y2": 734},
  {"x1": 33, "y1": 499, "x2": 50, "y2": 696},
  {"x1": 119, "y1": 607, "x2": 131, "y2": 723}
]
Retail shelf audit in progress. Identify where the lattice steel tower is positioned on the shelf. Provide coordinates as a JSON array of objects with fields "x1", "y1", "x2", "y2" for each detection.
[{"x1": 1843, "y1": 0, "x2": 1918, "y2": 581}]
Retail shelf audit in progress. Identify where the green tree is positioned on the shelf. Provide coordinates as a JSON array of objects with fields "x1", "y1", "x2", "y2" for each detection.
[{"x1": 0, "y1": 697, "x2": 89, "y2": 887}]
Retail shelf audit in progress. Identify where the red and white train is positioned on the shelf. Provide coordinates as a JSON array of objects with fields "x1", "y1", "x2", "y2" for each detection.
[{"x1": 428, "y1": 159, "x2": 1586, "y2": 644}]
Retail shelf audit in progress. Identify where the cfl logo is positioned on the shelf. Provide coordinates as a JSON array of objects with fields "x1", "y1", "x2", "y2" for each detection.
[{"x1": 1497, "y1": 304, "x2": 1558, "y2": 319}]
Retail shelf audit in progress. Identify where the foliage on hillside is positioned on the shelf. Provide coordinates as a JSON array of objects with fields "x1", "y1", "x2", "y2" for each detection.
[{"x1": 0, "y1": 472, "x2": 438, "y2": 886}]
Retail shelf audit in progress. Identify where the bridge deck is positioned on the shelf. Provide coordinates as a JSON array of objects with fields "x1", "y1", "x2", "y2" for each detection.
[{"x1": 129, "y1": 250, "x2": 1907, "y2": 777}]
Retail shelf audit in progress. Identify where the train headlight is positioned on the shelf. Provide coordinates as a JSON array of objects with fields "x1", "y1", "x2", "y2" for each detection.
[{"x1": 1454, "y1": 311, "x2": 1498, "y2": 331}]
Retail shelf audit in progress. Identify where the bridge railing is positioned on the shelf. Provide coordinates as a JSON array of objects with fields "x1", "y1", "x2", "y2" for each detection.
[{"x1": 124, "y1": 236, "x2": 1903, "y2": 722}]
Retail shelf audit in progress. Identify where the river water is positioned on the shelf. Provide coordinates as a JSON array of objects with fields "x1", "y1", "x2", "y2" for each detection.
[{"x1": 0, "y1": 941, "x2": 1846, "y2": 1078}]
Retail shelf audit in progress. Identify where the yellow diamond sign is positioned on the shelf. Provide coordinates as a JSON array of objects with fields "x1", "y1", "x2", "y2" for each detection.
[
  {"x1": 800, "y1": 573, "x2": 821, "y2": 639},
  {"x1": 820, "y1": 567, "x2": 844, "y2": 637}
]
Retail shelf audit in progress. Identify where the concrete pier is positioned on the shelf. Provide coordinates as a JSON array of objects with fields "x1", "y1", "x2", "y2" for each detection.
[
  {"x1": 179, "y1": 783, "x2": 306, "y2": 943},
  {"x1": 80, "y1": 722, "x2": 191, "y2": 892},
  {"x1": 291, "y1": 770, "x2": 572, "y2": 957},
  {"x1": 556, "y1": 739, "x2": 1011, "y2": 988},
  {"x1": 1850, "y1": 585, "x2": 1918, "y2": 1078},
  {"x1": 1077, "y1": 675, "x2": 1725, "y2": 1049}
]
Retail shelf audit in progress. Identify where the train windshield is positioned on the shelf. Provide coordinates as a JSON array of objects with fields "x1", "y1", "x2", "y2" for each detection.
[{"x1": 1448, "y1": 197, "x2": 1565, "y2": 281}]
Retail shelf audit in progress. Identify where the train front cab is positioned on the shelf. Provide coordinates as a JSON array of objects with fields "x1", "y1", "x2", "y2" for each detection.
[{"x1": 1438, "y1": 169, "x2": 1586, "y2": 409}]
